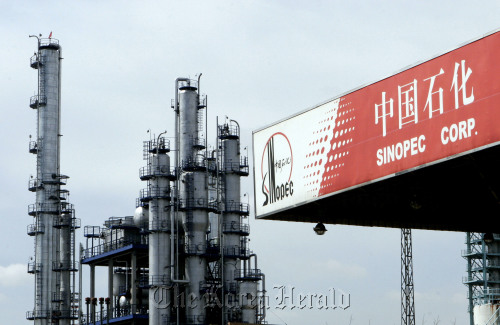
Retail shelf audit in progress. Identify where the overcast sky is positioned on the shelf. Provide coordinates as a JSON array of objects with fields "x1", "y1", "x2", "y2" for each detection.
[{"x1": 1, "y1": 1, "x2": 499, "y2": 324}]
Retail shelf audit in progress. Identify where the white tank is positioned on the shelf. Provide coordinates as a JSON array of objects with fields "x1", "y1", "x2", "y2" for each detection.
[
  {"x1": 119, "y1": 295, "x2": 130, "y2": 308},
  {"x1": 113, "y1": 272, "x2": 127, "y2": 296},
  {"x1": 240, "y1": 281, "x2": 258, "y2": 323},
  {"x1": 473, "y1": 304, "x2": 500, "y2": 324},
  {"x1": 133, "y1": 206, "x2": 149, "y2": 227}
]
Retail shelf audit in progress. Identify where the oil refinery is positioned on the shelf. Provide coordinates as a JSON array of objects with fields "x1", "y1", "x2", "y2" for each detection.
[
  {"x1": 26, "y1": 37, "x2": 266, "y2": 325},
  {"x1": 25, "y1": 31, "x2": 500, "y2": 325}
]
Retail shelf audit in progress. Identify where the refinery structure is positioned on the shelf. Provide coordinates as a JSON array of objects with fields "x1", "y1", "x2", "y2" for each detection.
[
  {"x1": 27, "y1": 36, "x2": 80, "y2": 323},
  {"x1": 26, "y1": 32, "x2": 500, "y2": 325},
  {"x1": 464, "y1": 233, "x2": 500, "y2": 324},
  {"x1": 26, "y1": 37, "x2": 266, "y2": 325}
]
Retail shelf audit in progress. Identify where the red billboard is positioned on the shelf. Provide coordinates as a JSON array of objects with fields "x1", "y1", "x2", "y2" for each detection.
[{"x1": 253, "y1": 30, "x2": 500, "y2": 222}]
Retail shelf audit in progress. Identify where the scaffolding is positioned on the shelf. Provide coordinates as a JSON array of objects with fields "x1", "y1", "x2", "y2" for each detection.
[{"x1": 463, "y1": 233, "x2": 500, "y2": 325}]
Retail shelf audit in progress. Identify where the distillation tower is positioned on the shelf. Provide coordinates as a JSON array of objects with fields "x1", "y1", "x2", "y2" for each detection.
[
  {"x1": 463, "y1": 233, "x2": 500, "y2": 325},
  {"x1": 27, "y1": 36, "x2": 80, "y2": 324},
  {"x1": 80, "y1": 77, "x2": 266, "y2": 325}
]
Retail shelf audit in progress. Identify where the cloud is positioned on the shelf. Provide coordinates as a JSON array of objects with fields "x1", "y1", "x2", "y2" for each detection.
[
  {"x1": 0, "y1": 264, "x2": 30, "y2": 287},
  {"x1": 320, "y1": 259, "x2": 368, "y2": 280}
]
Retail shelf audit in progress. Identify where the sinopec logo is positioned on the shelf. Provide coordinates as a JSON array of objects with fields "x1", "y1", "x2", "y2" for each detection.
[{"x1": 261, "y1": 132, "x2": 294, "y2": 206}]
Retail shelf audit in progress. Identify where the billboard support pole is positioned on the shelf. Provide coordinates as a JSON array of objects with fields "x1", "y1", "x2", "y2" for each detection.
[{"x1": 401, "y1": 228, "x2": 416, "y2": 325}]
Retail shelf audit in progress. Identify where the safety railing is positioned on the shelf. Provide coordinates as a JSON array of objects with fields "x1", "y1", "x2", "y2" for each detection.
[
  {"x1": 30, "y1": 54, "x2": 41, "y2": 69},
  {"x1": 103, "y1": 216, "x2": 135, "y2": 229},
  {"x1": 463, "y1": 273, "x2": 500, "y2": 284},
  {"x1": 140, "y1": 186, "x2": 173, "y2": 202},
  {"x1": 181, "y1": 156, "x2": 207, "y2": 171},
  {"x1": 148, "y1": 218, "x2": 171, "y2": 232},
  {"x1": 223, "y1": 159, "x2": 249, "y2": 176},
  {"x1": 179, "y1": 198, "x2": 218, "y2": 213},
  {"x1": 139, "y1": 164, "x2": 176, "y2": 180},
  {"x1": 28, "y1": 178, "x2": 41, "y2": 191},
  {"x1": 28, "y1": 203, "x2": 59, "y2": 216},
  {"x1": 475, "y1": 288, "x2": 500, "y2": 304},
  {"x1": 84, "y1": 225, "x2": 101, "y2": 238},
  {"x1": 191, "y1": 135, "x2": 206, "y2": 149},
  {"x1": 82, "y1": 237, "x2": 147, "y2": 260},
  {"x1": 178, "y1": 79, "x2": 198, "y2": 90},
  {"x1": 29, "y1": 140, "x2": 38, "y2": 154},
  {"x1": 52, "y1": 261, "x2": 79, "y2": 272},
  {"x1": 30, "y1": 95, "x2": 47, "y2": 109},
  {"x1": 224, "y1": 202, "x2": 250, "y2": 216},
  {"x1": 143, "y1": 137, "x2": 170, "y2": 156},
  {"x1": 222, "y1": 222, "x2": 250, "y2": 235},
  {"x1": 26, "y1": 310, "x2": 51, "y2": 320},
  {"x1": 39, "y1": 38, "x2": 59, "y2": 47},
  {"x1": 223, "y1": 246, "x2": 251, "y2": 259},
  {"x1": 27, "y1": 262, "x2": 42, "y2": 274},
  {"x1": 463, "y1": 246, "x2": 500, "y2": 257},
  {"x1": 53, "y1": 216, "x2": 80, "y2": 229},
  {"x1": 27, "y1": 223, "x2": 45, "y2": 236},
  {"x1": 198, "y1": 93, "x2": 207, "y2": 108},
  {"x1": 141, "y1": 275, "x2": 171, "y2": 287},
  {"x1": 183, "y1": 243, "x2": 208, "y2": 256},
  {"x1": 81, "y1": 304, "x2": 148, "y2": 324},
  {"x1": 218, "y1": 124, "x2": 239, "y2": 139},
  {"x1": 235, "y1": 268, "x2": 262, "y2": 280}
]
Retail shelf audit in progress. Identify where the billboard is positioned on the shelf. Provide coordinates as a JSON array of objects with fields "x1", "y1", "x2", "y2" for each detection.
[{"x1": 253, "y1": 29, "x2": 500, "y2": 222}]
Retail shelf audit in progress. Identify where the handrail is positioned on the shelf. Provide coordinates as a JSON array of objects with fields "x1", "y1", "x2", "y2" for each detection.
[
  {"x1": 224, "y1": 201, "x2": 250, "y2": 215},
  {"x1": 52, "y1": 261, "x2": 79, "y2": 272},
  {"x1": 30, "y1": 94, "x2": 47, "y2": 107},
  {"x1": 139, "y1": 165, "x2": 176, "y2": 179},
  {"x1": 140, "y1": 186, "x2": 173, "y2": 201},
  {"x1": 82, "y1": 237, "x2": 147, "y2": 260},
  {"x1": 218, "y1": 124, "x2": 239, "y2": 138},
  {"x1": 179, "y1": 198, "x2": 218, "y2": 212},
  {"x1": 39, "y1": 38, "x2": 59, "y2": 47},
  {"x1": 27, "y1": 223, "x2": 45, "y2": 235},
  {"x1": 53, "y1": 216, "x2": 80, "y2": 229},
  {"x1": 81, "y1": 304, "x2": 148, "y2": 324},
  {"x1": 144, "y1": 137, "x2": 170, "y2": 154},
  {"x1": 222, "y1": 222, "x2": 250, "y2": 234},
  {"x1": 28, "y1": 202, "x2": 74, "y2": 216}
]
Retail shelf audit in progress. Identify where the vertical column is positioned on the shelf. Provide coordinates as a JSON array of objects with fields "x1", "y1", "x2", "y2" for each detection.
[
  {"x1": 144, "y1": 137, "x2": 172, "y2": 325},
  {"x1": 178, "y1": 82, "x2": 208, "y2": 324},
  {"x1": 90, "y1": 264, "x2": 95, "y2": 320},
  {"x1": 28, "y1": 37, "x2": 63, "y2": 325},
  {"x1": 219, "y1": 122, "x2": 243, "y2": 301},
  {"x1": 131, "y1": 251, "x2": 137, "y2": 314},
  {"x1": 108, "y1": 259, "x2": 114, "y2": 312}
]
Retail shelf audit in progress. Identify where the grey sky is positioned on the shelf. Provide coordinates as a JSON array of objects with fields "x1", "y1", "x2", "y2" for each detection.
[{"x1": 1, "y1": 1, "x2": 499, "y2": 324}]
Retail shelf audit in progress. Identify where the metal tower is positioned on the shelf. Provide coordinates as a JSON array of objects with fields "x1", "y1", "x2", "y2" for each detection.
[
  {"x1": 27, "y1": 35, "x2": 80, "y2": 324},
  {"x1": 80, "y1": 76, "x2": 266, "y2": 325},
  {"x1": 217, "y1": 119, "x2": 265, "y2": 324},
  {"x1": 401, "y1": 228, "x2": 415, "y2": 325},
  {"x1": 463, "y1": 232, "x2": 500, "y2": 325},
  {"x1": 175, "y1": 78, "x2": 211, "y2": 324},
  {"x1": 139, "y1": 134, "x2": 175, "y2": 325}
]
